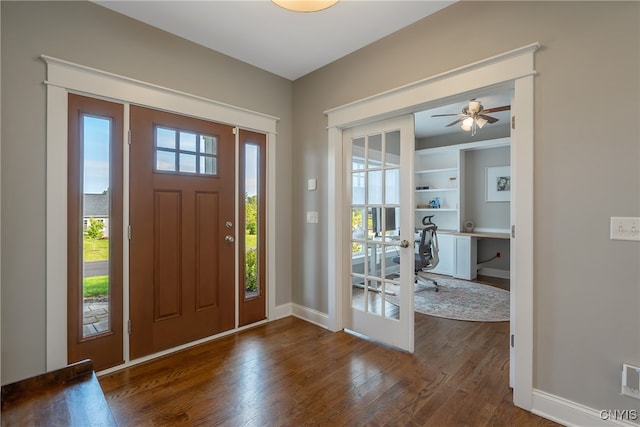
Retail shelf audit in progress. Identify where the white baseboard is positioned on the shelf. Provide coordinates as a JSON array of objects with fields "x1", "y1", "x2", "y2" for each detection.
[
  {"x1": 291, "y1": 303, "x2": 330, "y2": 329},
  {"x1": 270, "y1": 302, "x2": 292, "y2": 320},
  {"x1": 477, "y1": 267, "x2": 510, "y2": 280},
  {"x1": 532, "y1": 389, "x2": 640, "y2": 427}
]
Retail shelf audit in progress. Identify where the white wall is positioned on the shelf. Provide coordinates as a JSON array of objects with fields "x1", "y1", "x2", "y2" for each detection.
[{"x1": 464, "y1": 145, "x2": 511, "y2": 232}]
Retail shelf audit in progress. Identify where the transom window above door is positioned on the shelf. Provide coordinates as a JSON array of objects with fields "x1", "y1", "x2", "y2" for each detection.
[{"x1": 155, "y1": 125, "x2": 218, "y2": 175}]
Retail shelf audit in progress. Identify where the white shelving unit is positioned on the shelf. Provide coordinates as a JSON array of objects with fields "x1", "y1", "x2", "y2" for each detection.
[
  {"x1": 414, "y1": 138, "x2": 511, "y2": 280},
  {"x1": 414, "y1": 147, "x2": 462, "y2": 232}
]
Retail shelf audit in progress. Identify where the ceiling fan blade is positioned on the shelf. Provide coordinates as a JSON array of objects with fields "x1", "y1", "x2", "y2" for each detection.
[
  {"x1": 431, "y1": 113, "x2": 464, "y2": 118},
  {"x1": 445, "y1": 118, "x2": 465, "y2": 127},
  {"x1": 482, "y1": 105, "x2": 511, "y2": 114},
  {"x1": 479, "y1": 114, "x2": 499, "y2": 123}
]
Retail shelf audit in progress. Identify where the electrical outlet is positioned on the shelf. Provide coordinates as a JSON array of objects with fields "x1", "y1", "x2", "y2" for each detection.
[
  {"x1": 622, "y1": 364, "x2": 640, "y2": 400},
  {"x1": 306, "y1": 211, "x2": 318, "y2": 224}
]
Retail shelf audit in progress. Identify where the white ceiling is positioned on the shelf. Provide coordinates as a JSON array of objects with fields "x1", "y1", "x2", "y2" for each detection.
[
  {"x1": 94, "y1": 0, "x2": 512, "y2": 139},
  {"x1": 94, "y1": 0, "x2": 455, "y2": 81}
]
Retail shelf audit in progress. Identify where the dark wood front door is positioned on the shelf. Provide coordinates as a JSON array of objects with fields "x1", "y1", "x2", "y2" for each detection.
[{"x1": 129, "y1": 106, "x2": 236, "y2": 359}]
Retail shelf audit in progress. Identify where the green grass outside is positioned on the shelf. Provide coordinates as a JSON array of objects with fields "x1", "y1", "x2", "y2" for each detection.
[
  {"x1": 83, "y1": 275, "x2": 109, "y2": 298},
  {"x1": 84, "y1": 238, "x2": 109, "y2": 261},
  {"x1": 245, "y1": 233, "x2": 257, "y2": 249}
]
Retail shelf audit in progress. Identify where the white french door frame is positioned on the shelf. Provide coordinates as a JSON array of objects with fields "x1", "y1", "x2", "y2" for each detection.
[
  {"x1": 325, "y1": 43, "x2": 538, "y2": 410},
  {"x1": 343, "y1": 116, "x2": 416, "y2": 353},
  {"x1": 43, "y1": 55, "x2": 279, "y2": 373}
]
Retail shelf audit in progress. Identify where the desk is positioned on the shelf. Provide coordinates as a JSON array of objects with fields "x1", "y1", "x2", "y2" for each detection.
[{"x1": 433, "y1": 231, "x2": 510, "y2": 280}]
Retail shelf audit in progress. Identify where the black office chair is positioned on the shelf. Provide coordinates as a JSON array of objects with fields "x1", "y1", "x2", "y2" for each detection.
[
  {"x1": 392, "y1": 215, "x2": 440, "y2": 291},
  {"x1": 415, "y1": 215, "x2": 440, "y2": 291}
]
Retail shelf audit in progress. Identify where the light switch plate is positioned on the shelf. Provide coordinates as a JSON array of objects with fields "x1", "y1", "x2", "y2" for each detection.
[
  {"x1": 610, "y1": 217, "x2": 640, "y2": 241},
  {"x1": 308, "y1": 178, "x2": 317, "y2": 191}
]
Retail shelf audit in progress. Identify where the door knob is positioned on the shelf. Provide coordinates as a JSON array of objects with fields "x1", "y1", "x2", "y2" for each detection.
[
  {"x1": 225, "y1": 235, "x2": 235, "y2": 243},
  {"x1": 400, "y1": 239, "x2": 410, "y2": 248}
]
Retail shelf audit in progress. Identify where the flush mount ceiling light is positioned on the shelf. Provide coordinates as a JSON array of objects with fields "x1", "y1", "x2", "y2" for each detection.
[
  {"x1": 432, "y1": 99, "x2": 511, "y2": 136},
  {"x1": 272, "y1": 0, "x2": 339, "y2": 12}
]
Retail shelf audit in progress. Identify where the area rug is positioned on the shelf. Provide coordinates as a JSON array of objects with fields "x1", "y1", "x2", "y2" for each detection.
[{"x1": 385, "y1": 274, "x2": 510, "y2": 322}]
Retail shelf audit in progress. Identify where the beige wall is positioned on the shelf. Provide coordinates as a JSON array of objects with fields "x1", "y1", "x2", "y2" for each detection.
[
  {"x1": 2, "y1": 0, "x2": 639, "y2": 418},
  {"x1": 1, "y1": 1, "x2": 293, "y2": 384},
  {"x1": 292, "y1": 0, "x2": 639, "y2": 415}
]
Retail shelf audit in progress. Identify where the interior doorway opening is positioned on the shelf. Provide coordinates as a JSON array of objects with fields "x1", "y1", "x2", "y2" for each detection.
[{"x1": 326, "y1": 43, "x2": 537, "y2": 410}]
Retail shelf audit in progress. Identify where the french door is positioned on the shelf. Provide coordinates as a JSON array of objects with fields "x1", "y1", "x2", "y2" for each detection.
[
  {"x1": 129, "y1": 106, "x2": 236, "y2": 359},
  {"x1": 343, "y1": 116, "x2": 415, "y2": 352}
]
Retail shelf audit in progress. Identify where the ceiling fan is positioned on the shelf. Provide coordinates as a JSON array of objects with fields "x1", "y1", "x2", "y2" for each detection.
[{"x1": 431, "y1": 99, "x2": 511, "y2": 135}]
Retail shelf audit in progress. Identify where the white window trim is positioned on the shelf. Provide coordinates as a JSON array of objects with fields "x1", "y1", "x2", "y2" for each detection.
[
  {"x1": 43, "y1": 55, "x2": 279, "y2": 372},
  {"x1": 325, "y1": 43, "x2": 538, "y2": 410}
]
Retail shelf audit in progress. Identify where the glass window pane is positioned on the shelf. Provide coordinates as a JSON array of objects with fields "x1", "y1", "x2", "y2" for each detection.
[
  {"x1": 199, "y1": 156, "x2": 217, "y2": 175},
  {"x1": 368, "y1": 133, "x2": 382, "y2": 167},
  {"x1": 179, "y1": 131, "x2": 197, "y2": 152},
  {"x1": 156, "y1": 127, "x2": 175, "y2": 149},
  {"x1": 352, "y1": 172, "x2": 365, "y2": 205},
  {"x1": 244, "y1": 144, "x2": 259, "y2": 299},
  {"x1": 200, "y1": 135, "x2": 217, "y2": 155},
  {"x1": 366, "y1": 243, "x2": 383, "y2": 279},
  {"x1": 83, "y1": 116, "x2": 110, "y2": 193},
  {"x1": 82, "y1": 115, "x2": 112, "y2": 338},
  {"x1": 352, "y1": 137, "x2": 365, "y2": 170},
  {"x1": 368, "y1": 170, "x2": 383, "y2": 205},
  {"x1": 156, "y1": 150, "x2": 176, "y2": 172},
  {"x1": 384, "y1": 130, "x2": 400, "y2": 167},
  {"x1": 179, "y1": 153, "x2": 197, "y2": 173},
  {"x1": 383, "y1": 207, "x2": 399, "y2": 236},
  {"x1": 385, "y1": 168, "x2": 400, "y2": 205},
  {"x1": 352, "y1": 208, "x2": 365, "y2": 241}
]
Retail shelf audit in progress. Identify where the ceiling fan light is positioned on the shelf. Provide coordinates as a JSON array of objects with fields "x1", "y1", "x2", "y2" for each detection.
[
  {"x1": 468, "y1": 100, "x2": 482, "y2": 114},
  {"x1": 461, "y1": 117, "x2": 474, "y2": 131},
  {"x1": 272, "y1": 0, "x2": 339, "y2": 12},
  {"x1": 475, "y1": 117, "x2": 488, "y2": 128}
]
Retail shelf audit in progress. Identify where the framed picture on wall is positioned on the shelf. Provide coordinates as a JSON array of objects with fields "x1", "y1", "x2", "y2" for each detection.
[{"x1": 486, "y1": 166, "x2": 510, "y2": 202}]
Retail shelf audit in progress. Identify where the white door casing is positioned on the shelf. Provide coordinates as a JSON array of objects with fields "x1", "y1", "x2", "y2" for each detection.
[
  {"x1": 325, "y1": 43, "x2": 538, "y2": 410},
  {"x1": 43, "y1": 55, "x2": 279, "y2": 372}
]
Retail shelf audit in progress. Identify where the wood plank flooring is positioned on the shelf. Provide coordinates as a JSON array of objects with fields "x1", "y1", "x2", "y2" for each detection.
[{"x1": 100, "y1": 315, "x2": 558, "y2": 426}]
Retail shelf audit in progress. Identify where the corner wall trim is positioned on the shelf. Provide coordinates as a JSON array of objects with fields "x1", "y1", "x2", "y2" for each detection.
[{"x1": 291, "y1": 304, "x2": 330, "y2": 329}]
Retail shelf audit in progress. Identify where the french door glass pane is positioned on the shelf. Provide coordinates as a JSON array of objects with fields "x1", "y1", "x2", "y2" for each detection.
[
  {"x1": 384, "y1": 130, "x2": 401, "y2": 167},
  {"x1": 82, "y1": 115, "x2": 112, "y2": 338},
  {"x1": 367, "y1": 170, "x2": 383, "y2": 205},
  {"x1": 368, "y1": 133, "x2": 383, "y2": 167},
  {"x1": 350, "y1": 130, "x2": 401, "y2": 321}
]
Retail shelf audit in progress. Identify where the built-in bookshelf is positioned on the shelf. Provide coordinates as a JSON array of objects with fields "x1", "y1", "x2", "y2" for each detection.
[{"x1": 414, "y1": 147, "x2": 461, "y2": 231}]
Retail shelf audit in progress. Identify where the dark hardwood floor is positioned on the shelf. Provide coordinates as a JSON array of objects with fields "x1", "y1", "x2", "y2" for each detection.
[{"x1": 100, "y1": 314, "x2": 558, "y2": 426}]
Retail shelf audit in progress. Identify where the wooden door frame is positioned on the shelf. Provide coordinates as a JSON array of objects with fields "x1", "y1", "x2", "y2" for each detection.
[
  {"x1": 325, "y1": 43, "x2": 538, "y2": 410},
  {"x1": 43, "y1": 56, "x2": 278, "y2": 372}
]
